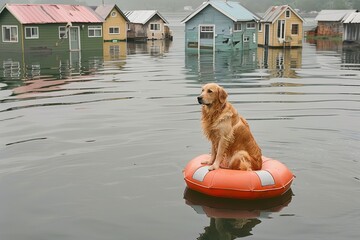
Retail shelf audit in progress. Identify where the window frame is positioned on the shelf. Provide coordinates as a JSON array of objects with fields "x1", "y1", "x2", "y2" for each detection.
[
  {"x1": 88, "y1": 25, "x2": 102, "y2": 37},
  {"x1": 110, "y1": 11, "x2": 117, "y2": 17},
  {"x1": 291, "y1": 24, "x2": 299, "y2": 35},
  {"x1": 109, "y1": 27, "x2": 120, "y2": 34},
  {"x1": 25, "y1": 26, "x2": 39, "y2": 39},
  {"x1": 234, "y1": 22, "x2": 242, "y2": 32},
  {"x1": 199, "y1": 25, "x2": 214, "y2": 39},
  {"x1": 59, "y1": 26, "x2": 68, "y2": 39},
  {"x1": 150, "y1": 23, "x2": 161, "y2": 31},
  {"x1": 277, "y1": 20, "x2": 285, "y2": 39},
  {"x1": 2, "y1": 25, "x2": 18, "y2": 43},
  {"x1": 285, "y1": 10, "x2": 291, "y2": 18},
  {"x1": 246, "y1": 22, "x2": 256, "y2": 29}
]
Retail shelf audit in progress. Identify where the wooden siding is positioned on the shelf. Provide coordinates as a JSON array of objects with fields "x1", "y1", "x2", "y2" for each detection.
[
  {"x1": 127, "y1": 23, "x2": 147, "y2": 41},
  {"x1": 22, "y1": 23, "x2": 103, "y2": 52},
  {"x1": 184, "y1": 5, "x2": 257, "y2": 52},
  {"x1": 343, "y1": 23, "x2": 360, "y2": 43},
  {"x1": 0, "y1": 8, "x2": 103, "y2": 52},
  {"x1": 102, "y1": 8, "x2": 127, "y2": 42},
  {"x1": 82, "y1": 24, "x2": 103, "y2": 50},
  {"x1": 258, "y1": 9, "x2": 303, "y2": 48},
  {"x1": 145, "y1": 15, "x2": 166, "y2": 40},
  {"x1": 0, "y1": 9, "x2": 22, "y2": 52},
  {"x1": 23, "y1": 24, "x2": 68, "y2": 52},
  {"x1": 317, "y1": 22, "x2": 344, "y2": 37}
]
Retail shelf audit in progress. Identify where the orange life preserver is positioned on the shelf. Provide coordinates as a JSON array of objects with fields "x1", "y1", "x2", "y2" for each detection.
[{"x1": 183, "y1": 154, "x2": 294, "y2": 200}]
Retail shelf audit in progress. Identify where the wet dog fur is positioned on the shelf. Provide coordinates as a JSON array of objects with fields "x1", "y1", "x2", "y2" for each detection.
[{"x1": 197, "y1": 83, "x2": 262, "y2": 171}]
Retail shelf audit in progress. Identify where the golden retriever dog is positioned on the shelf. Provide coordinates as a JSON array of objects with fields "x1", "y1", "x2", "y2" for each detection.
[{"x1": 197, "y1": 83, "x2": 262, "y2": 171}]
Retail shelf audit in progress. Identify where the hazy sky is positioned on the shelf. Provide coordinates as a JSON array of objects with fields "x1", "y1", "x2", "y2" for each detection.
[{"x1": 0, "y1": 0, "x2": 207, "y2": 11}]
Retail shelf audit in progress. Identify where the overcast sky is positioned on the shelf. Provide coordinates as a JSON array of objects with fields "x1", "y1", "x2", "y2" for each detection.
[{"x1": 1, "y1": 0, "x2": 207, "y2": 11}]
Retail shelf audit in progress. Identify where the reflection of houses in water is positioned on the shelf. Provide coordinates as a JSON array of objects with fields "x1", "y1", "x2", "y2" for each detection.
[
  {"x1": 0, "y1": 49, "x2": 104, "y2": 83},
  {"x1": 127, "y1": 40, "x2": 171, "y2": 56},
  {"x1": 185, "y1": 50, "x2": 258, "y2": 81},
  {"x1": 103, "y1": 42, "x2": 127, "y2": 61},
  {"x1": 3, "y1": 60, "x2": 21, "y2": 79},
  {"x1": 257, "y1": 47, "x2": 302, "y2": 78},
  {"x1": 306, "y1": 38, "x2": 343, "y2": 52}
]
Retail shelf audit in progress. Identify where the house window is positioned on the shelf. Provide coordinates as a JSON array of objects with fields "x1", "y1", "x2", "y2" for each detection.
[
  {"x1": 88, "y1": 25, "x2": 102, "y2": 37},
  {"x1": 2, "y1": 25, "x2": 18, "y2": 42},
  {"x1": 109, "y1": 27, "x2": 120, "y2": 34},
  {"x1": 291, "y1": 24, "x2": 299, "y2": 35},
  {"x1": 111, "y1": 11, "x2": 117, "y2": 17},
  {"x1": 285, "y1": 10, "x2": 291, "y2": 18},
  {"x1": 243, "y1": 36, "x2": 250, "y2": 42},
  {"x1": 150, "y1": 23, "x2": 160, "y2": 31},
  {"x1": 258, "y1": 23, "x2": 262, "y2": 32},
  {"x1": 277, "y1": 20, "x2": 285, "y2": 39},
  {"x1": 200, "y1": 25, "x2": 214, "y2": 39},
  {"x1": 234, "y1": 22, "x2": 242, "y2": 31},
  {"x1": 246, "y1": 22, "x2": 256, "y2": 29},
  {"x1": 59, "y1": 26, "x2": 67, "y2": 39},
  {"x1": 25, "y1": 27, "x2": 39, "y2": 39}
]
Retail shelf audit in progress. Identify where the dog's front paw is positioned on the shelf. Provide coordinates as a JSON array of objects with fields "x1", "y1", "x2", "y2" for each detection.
[
  {"x1": 201, "y1": 159, "x2": 213, "y2": 165},
  {"x1": 208, "y1": 164, "x2": 220, "y2": 171}
]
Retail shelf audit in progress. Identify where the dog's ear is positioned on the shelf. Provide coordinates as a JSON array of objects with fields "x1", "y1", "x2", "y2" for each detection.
[{"x1": 218, "y1": 86, "x2": 228, "y2": 104}]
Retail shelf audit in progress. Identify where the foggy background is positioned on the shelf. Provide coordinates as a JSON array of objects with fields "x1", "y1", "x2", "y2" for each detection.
[{"x1": 0, "y1": 0, "x2": 359, "y2": 13}]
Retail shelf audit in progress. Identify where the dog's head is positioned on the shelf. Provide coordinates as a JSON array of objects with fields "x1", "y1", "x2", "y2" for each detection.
[{"x1": 197, "y1": 83, "x2": 228, "y2": 107}]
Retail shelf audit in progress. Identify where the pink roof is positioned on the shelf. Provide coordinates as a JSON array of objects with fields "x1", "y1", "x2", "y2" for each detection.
[{"x1": 4, "y1": 4, "x2": 103, "y2": 24}]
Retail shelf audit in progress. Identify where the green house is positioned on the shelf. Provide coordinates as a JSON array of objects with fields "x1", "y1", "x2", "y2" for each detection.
[{"x1": 0, "y1": 4, "x2": 104, "y2": 52}]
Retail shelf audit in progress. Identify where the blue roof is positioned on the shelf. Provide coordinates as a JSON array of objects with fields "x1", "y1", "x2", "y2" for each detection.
[{"x1": 181, "y1": 0, "x2": 259, "y2": 23}]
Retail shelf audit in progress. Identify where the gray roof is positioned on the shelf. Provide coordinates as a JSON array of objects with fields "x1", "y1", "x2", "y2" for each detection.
[
  {"x1": 94, "y1": 4, "x2": 129, "y2": 22},
  {"x1": 343, "y1": 11, "x2": 360, "y2": 24},
  {"x1": 181, "y1": 0, "x2": 259, "y2": 24},
  {"x1": 262, "y1": 5, "x2": 304, "y2": 23},
  {"x1": 315, "y1": 10, "x2": 356, "y2": 22},
  {"x1": 124, "y1": 10, "x2": 168, "y2": 24}
]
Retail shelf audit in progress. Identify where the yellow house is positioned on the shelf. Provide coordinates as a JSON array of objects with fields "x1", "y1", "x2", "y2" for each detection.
[
  {"x1": 258, "y1": 5, "x2": 304, "y2": 48},
  {"x1": 95, "y1": 4, "x2": 129, "y2": 42}
]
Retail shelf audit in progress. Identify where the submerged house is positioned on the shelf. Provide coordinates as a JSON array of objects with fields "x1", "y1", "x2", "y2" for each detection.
[
  {"x1": 315, "y1": 9, "x2": 356, "y2": 37},
  {"x1": 181, "y1": 0, "x2": 260, "y2": 52},
  {"x1": 0, "y1": 4, "x2": 104, "y2": 52},
  {"x1": 342, "y1": 11, "x2": 360, "y2": 44},
  {"x1": 258, "y1": 5, "x2": 304, "y2": 48},
  {"x1": 124, "y1": 10, "x2": 170, "y2": 41},
  {"x1": 94, "y1": 4, "x2": 129, "y2": 43}
]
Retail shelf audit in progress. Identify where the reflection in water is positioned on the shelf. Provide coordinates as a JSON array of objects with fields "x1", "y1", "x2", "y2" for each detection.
[
  {"x1": 185, "y1": 50, "x2": 258, "y2": 82},
  {"x1": 0, "y1": 50, "x2": 105, "y2": 98},
  {"x1": 186, "y1": 47, "x2": 304, "y2": 81},
  {"x1": 306, "y1": 38, "x2": 360, "y2": 71},
  {"x1": 257, "y1": 47, "x2": 302, "y2": 78},
  {"x1": 103, "y1": 42, "x2": 127, "y2": 61},
  {"x1": 184, "y1": 188, "x2": 293, "y2": 239},
  {"x1": 127, "y1": 40, "x2": 172, "y2": 56}
]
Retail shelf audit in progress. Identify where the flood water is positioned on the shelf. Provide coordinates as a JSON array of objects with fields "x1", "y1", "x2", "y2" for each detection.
[{"x1": 1, "y1": 13, "x2": 360, "y2": 240}]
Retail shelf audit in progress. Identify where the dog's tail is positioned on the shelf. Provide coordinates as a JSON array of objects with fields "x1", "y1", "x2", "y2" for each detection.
[{"x1": 228, "y1": 150, "x2": 253, "y2": 171}]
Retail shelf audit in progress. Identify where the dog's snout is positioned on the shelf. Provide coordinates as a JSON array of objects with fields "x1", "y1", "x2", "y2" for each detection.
[{"x1": 197, "y1": 96, "x2": 203, "y2": 104}]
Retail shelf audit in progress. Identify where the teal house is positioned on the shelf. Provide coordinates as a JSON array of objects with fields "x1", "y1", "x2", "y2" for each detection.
[
  {"x1": 181, "y1": 0, "x2": 260, "y2": 52},
  {"x1": 0, "y1": 4, "x2": 104, "y2": 52}
]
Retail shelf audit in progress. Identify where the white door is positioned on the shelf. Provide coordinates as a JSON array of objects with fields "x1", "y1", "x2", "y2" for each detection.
[{"x1": 69, "y1": 27, "x2": 80, "y2": 51}]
